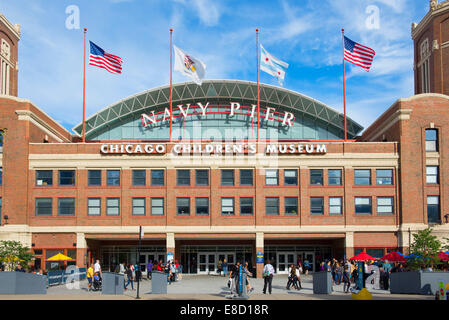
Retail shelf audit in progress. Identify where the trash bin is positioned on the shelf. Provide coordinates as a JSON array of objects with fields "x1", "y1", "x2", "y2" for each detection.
[
  {"x1": 151, "y1": 271, "x2": 167, "y2": 294},
  {"x1": 102, "y1": 272, "x2": 124, "y2": 295},
  {"x1": 313, "y1": 272, "x2": 333, "y2": 294}
]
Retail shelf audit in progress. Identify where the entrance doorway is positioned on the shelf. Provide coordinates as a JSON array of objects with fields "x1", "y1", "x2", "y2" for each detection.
[
  {"x1": 198, "y1": 252, "x2": 216, "y2": 274},
  {"x1": 276, "y1": 252, "x2": 295, "y2": 274},
  {"x1": 139, "y1": 252, "x2": 166, "y2": 273}
]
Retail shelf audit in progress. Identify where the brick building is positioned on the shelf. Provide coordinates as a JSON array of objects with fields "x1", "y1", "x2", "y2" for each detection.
[{"x1": 0, "y1": 7, "x2": 448, "y2": 278}]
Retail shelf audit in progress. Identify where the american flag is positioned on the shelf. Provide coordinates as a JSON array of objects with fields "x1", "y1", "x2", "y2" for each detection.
[
  {"x1": 344, "y1": 36, "x2": 375, "y2": 71},
  {"x1": 89, "y1": 41, "x2": 123, "y2": 74}
]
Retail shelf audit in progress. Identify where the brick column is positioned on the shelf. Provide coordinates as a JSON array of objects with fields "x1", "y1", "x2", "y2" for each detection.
[
  {"x1": 166, "y1": 232, "x2": 175, "y2": 263},
  {"x1": 256, "y1": 232, "x2": 264, "y2": 278},
  {"x1": 76, "y1": 233, "x2": 87, "y2": 268},
  {"x1": 345, "y1": 232, "x2": 354, "y2": 259}
]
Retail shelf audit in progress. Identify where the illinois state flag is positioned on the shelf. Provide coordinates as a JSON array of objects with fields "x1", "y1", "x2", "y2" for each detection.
[
  {"x1": 174, "y1": 45, "x2": 206, "y2": 85},
  {"x1": 260, "y1": 44, "x2": 289, "y2": 86}
]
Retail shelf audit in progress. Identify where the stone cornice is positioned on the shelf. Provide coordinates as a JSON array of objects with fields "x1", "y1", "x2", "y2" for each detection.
[
  {"x1": 412, "y1": 1, "x2": 449, "y2": 40},
  {"x1": 0, "y1": 14, "x2": 20, "y2": 40}
]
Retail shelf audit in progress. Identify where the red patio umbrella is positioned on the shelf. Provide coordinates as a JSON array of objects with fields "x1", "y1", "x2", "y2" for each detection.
[
  {"x1": 381, "y1": 251, "x2": 407, "y2": 262},
  {"x1": 349, "y1": 252, "x2": 375, "y2": 261},
  {"x1": 438, "y1": 251, "x2": 449, "y2": 261}
]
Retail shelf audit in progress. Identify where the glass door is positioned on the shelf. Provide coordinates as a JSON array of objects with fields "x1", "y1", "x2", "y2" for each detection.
[
  {"x1": 303, "y1": 251, "x2": 315, "y2": 273},
  {"x1": 198, "y1": 253, "x2": 216, "y2": 274},
  {"x1": 277, "y1": 252, "x2": 295, "y2": 274}
]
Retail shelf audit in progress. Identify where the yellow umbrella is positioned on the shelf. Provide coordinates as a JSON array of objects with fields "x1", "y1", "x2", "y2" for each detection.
[{"x1": 46, "y1": 253, "x2": 73, "y2": 261}]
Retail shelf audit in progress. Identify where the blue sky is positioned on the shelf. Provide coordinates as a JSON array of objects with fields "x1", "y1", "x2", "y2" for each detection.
[{"x1": 1, "y1": 0, "x2": 431, "y2": 134}]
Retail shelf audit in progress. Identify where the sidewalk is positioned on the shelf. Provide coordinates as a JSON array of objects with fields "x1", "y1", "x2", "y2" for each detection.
[{"x1": 0, "y1": 274, "x2": 435, "y2": 300}]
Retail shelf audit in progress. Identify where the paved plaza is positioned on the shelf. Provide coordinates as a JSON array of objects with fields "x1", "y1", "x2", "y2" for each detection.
[{"x1": 0, "y1": 274, "x2": 435, "y2": 300}]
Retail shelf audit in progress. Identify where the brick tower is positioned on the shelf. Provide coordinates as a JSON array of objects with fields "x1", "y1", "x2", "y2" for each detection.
[
  {"x1": 0, "y1": 13, "x2": 20, "y2": 97},
  {"x1": 412, "y1": 0, "x2": 449, "y2": 95}
]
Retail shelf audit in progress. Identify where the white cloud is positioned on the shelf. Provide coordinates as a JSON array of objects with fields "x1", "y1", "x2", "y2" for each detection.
[{"x1": 191, "y1": 0, "x2": 221, "y2": 26}]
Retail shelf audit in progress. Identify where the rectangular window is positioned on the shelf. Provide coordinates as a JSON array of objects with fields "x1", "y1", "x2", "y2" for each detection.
[
  {"x1": 310, "y1": 197, "x2": 324, "y2": 215},
  {"x1": 285, "y1": 197, "x2": 298, "y2": 215},
  {"x1": 426, "y1": 166, "x2": 439, "y2": 184},
  {"x1": 265, "y1": 169, "x2": 279, "y2": 186},
  {"x1": 425, "y1": 129, "x2": 438, "y2": 152},
  {"x1": 377, "y1": 197, "x2": 394, "y2": 215},
  {"x1": 177, "y1": 170, "x2": 190, "y2": 186},
  {"x1": 310, "y1": 169, "x2": 323, "y2": 186},
  {"x1": 0, "y1": 168, "x2": 2, "y2": 186},
  {"x1": 59, "y1": 170, "x2": 75, "y2": 186},
  {"x1": 195, "y1": 170, "x2": 209, "y2": 186},
  {"x1": 329, "y1": 197, "x2": 342, "y2": 215},
  {"x1": 88, "y1": 170, "x2": 101, "y2": 186},
  {"x1": 376, "y1": 169, "x2": 393, "y2": 185},
  {"x1": 240, "y1": 197, "x2": 253, "y2": 215},
  {"x1": 221, "y1": 170, "x2": 235, "y2": 186},
  {"x1": 266, "y1": 197, "x2": 279, "y2": 215},
  {"x1": 132, "y1": 170, "x2": 146, "y2": 186},
  {"x1": 151, "y1": 170, "x2": 164, "y2": 186},
  {"x1": 240, "y1": 169, "x2": 253, "y2": 186},
  {"x1": 36, "y1": 170, "x2": 53, "y2": 186},
  {"x1": 151, "y1": 198, "x2": 164, "y2": 216},
  {"x1": 35, "y1": 198, "x2": 52, "y2": 216},
  {"x1": 132, "y1": 198, "x2": 146, "y2": 216},
  {"x1": 427, "y1": 196, "x2": 440, "y2": 224},
  {"x1": 195, "y1": 197, "x2": 209, "y2": 215},
  {"x1": 87, "y1": 198, "x2": 101, "y2": 216},
  {"x1": 107, "y1": 170, "x2": 120, "y2": 186},
  {"x1": 354, "y1": 169, "x2": 371, "y2": 185},
  {"x1": 106, "y1": 198, "x2": 120, "y2": 216},
  {"x1": 284, "y1": 170, "x2": 298, "y2": 186},
  {"x1": 58, "y1": 198, "x2": 75, "y2": 216},
  {"x1": 355, "y1": 197, "x2": 372, "y2": 215},
  {"x1": 177, "y1": 198, "x2": 190, "y2": 215},
  {"x1": 328, "y1": 169, "x2": 342, "y2": 186},
  {"x1": 221, "y1": 198, "x2": 235, "y2": 215}
]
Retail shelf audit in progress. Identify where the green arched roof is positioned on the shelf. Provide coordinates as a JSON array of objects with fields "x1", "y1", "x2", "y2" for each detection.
[{"x1": 73, "y1": 79, "x2": 363, "y2": 139}]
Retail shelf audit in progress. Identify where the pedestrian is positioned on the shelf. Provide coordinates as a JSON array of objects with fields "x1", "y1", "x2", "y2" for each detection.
[
  {"x1": 286, "y1": 264, "x2": 299, "y2": 290},
  {"x1": 119, "y1": 262, "x2": 126, "y2": 275},
  {"x1": 169, "y1": 261, "x2": 176, "y2": 284},
  {"x1": 124, "y1": 264, "x2": 135, "y2": 290},
  {"x1": 351, "y1": 265, "x2": 359, "y2": 289},
  {"x1": 157, "y1": 260, "x2": 163, "y2": 271},
  {"x1": 335, "y1": 262, "x2": 343, "y2": 285},
  {"x1": 94, "y1": 260, "x2": 102, "y2": 278},
  {"x1": 229, "y1": 261, "x2": 241, "y2": 295},
  {"x1": 304, "y1": 259, "x2": 311, "y2": 275},
  {"x1": 147, "y1": 260, "x2": 153, "y2": 280},
  {"x1": 243, "y1": 262, "x2": 254, "y2": 293},
  {"x1": 342, "y1": 266, "x2": 351, "y2": 293},
  {"x1": 222, "y1": 259, "x2": 228, "y2": 277},
  {"x1": 262, "y1": 259, "x2": 275, "y2": 294},
  {"x1": 87, "y1": 263, "x2": 94, "y2": 291},
  {"x1": 14, "y1": 264, "x2": 25, "y2": 272},
  {"x1": 135, "y1": 264, "x2": 142, "y2": 282},
  {"x1": 296, "y1": 265, "x2": 302, "y2": 289},
  {"x1": 217, "y1": 259, "x2": 223, "y2": 275}
]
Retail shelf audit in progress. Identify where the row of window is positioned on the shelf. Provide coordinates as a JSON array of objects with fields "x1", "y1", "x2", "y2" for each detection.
[
  {"x1": 34, "y1": 168, "x2": 396, "y2": 187},
  {"x1": 34, "y1": 196, "x2": 396, "y2": 216}
]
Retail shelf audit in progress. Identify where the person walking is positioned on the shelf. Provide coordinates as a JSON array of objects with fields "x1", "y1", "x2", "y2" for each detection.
[
  {"x1": 262, "y1": 260, "x2": 275, "y2": 294},
  {"x1": 304, "y1": 260, "x2": 311, "y2": 275},
  {"x1": 94, "y1": 260, "x2": 102, "y2": 278},
  {"x1": 147, "y1": 260, "x2": 153, "y2": 280},
  {"x1": 222, "y1": 259, "x2": 228, "y2": 277},
  {"x1": 335, "y1": 262, "x2": 343, "y2": 285},
  {"x1": 243, "y1": 262, "x2": 254, "y2": 293},
  {"x1": 229, "y1": 261, "x2": 241, "y2": 295},
  {"x1": 169, "y1": 261, "x2": 176, "y2": 284},
  {"x1": 124, "y1": 264, "x2": 135, "y2": 290},
  {"x1": 87, "y1": 263, "x2": 94, "y2": 292},
  {"x1": 286, "y1": 265, "x2": 298, "y2": 290},
  {"x1": 342, "y1": 266, "x2": 351, "y2": 293}
]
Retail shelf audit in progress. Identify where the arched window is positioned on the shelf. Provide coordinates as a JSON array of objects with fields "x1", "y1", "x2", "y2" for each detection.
[{"x1": 420, "y1": 39, "x2": 430, "y2": 93}]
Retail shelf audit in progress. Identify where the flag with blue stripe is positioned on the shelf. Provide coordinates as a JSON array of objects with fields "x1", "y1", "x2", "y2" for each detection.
[{"x1": 260, "y1": 44, "x2": 289, "y2": 86}]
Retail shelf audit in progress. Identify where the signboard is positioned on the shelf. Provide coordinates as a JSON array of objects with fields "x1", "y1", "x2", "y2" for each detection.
[
  {"x1": 100, "y1": 143, "x2": 327, "y2": 155},
  {"x1": 167, "y1": 251, "x2": 174, "y2": 263},
  {"x1": 141, "y1": 102, "x2": 296, "y2": 128},
  {"x1": 356, "y1": 262, "x2": 364, "y2": 290},
  {"x1": 256, "y1": 252, "x2": 264, "y2": 264},
  {"x1": 438, "y1": 281, "x2": 448, "y2": 300}
]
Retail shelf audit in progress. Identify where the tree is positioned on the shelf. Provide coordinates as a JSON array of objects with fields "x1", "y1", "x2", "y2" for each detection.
[
  {"x1": 408, "y1": 228, "x2": 442, "y2": 270},
  {"x1": 442, "y1": 237, "x2": 449, "y2": 252},
  {"x1": 0, "y1": 240, "x2": 34, "y2": 271}
]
